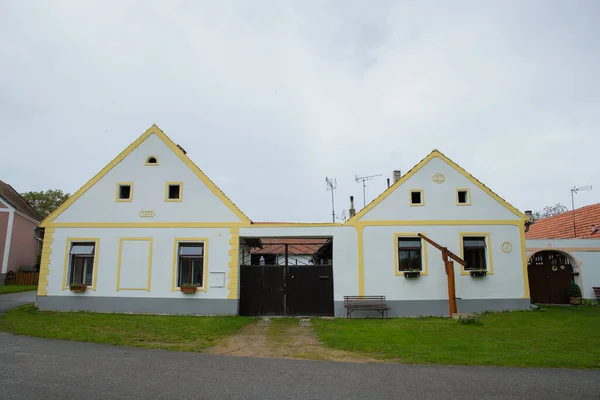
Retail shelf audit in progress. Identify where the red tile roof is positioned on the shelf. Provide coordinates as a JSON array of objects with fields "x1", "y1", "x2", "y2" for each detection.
[
  {"x1": 250, "y1": 238, "x2": 330, "y2": 255},
  {"x1": 525, "y1": 203, "x2": 600, "y2": 239},
  {"x1": 0, "y1": 180, "x2": 42, "y2": 222}
]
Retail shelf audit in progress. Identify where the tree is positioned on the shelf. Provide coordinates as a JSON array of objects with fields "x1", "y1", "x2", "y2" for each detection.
[
  {"x1": 20, "y1": 189, "x2": 70, "y2": 220},
  {"x1": 532, "y1": 203, "x2": 568, "y2": 220}
]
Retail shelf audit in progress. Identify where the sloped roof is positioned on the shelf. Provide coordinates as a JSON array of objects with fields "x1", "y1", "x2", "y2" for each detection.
[
  {"x1": 0, "y1": 180, "x2": 42, "y2": 222},
  {"x1": 525, "y1": 203, "x2": 600, "y2": 239},
  {"x1": 40, "y1": 124, "x2": 251, "y2": 227},
  {"x1": 345, "y1": 149, "x2": 526, "y2": 224},
  {"x1": 250, "y1": 238, "x2": 329, "y2": 255}
]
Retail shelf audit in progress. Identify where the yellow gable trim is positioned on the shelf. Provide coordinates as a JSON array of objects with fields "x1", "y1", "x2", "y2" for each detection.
[
  {"x1": 345, "y1": 150, "x2": 526, "y2": 225},
  {"x1": 40, "y1": 124, "x2": 251, "y2": 227}
]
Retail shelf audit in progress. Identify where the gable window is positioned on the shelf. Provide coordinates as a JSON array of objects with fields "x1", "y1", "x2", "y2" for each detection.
[
  {"x1": 177, "y1": 243, "x2": 204, "y2": 288},
  {"x1": 68, "y1": 242, "x2": 96, "y2": 287},
  {"x1": 397, "y1": 237, "x2": 422, "y2": 271},
  {"x1": 457, "y1": 189, "x2": 470, "y2": 206},
  {"x1": 145, "y1": 156, "x2": 159, "y2": 166},
  {"x1": 463, "y1": 237, "x2": 487, "y2": 270},
  {"x1": 409, "y1": 190, "x2": 424, "y2": 206},
  {"x1": 165, "y1": 183, "x2": 182, "y2": 201},
  {"x1": 116, "y1": 183, "x2": 133, "y2": 201}
]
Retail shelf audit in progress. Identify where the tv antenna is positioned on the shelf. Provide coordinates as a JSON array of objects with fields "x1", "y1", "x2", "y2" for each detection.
[
  {"x1": 570, "y1": 185, "x2": 592, "y2": 237},
  {"x1": 355, "y1": 174, "x2": 382, "y2": 207},
  {"x1": 326, "y1": 177, "x2": 337, "y2": 223},
  {"x1": 336, "y1": 209, "x2": 347, "y2": 223}
]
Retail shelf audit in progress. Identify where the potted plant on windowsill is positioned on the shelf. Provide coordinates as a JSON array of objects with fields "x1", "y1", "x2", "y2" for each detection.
[
  {"x1": 568, "y1": 281, "x2": 582, "y2": 305},
  {"x1": 69, "y1": 283, "x2": 87, "y2": 293},
  {"x1": 469, "y1": 269, "x2": 487, "y2": 277},
  {"x1": 180, "y1": 283, "x2": 198, "y2": 294},
  {"x1": 403, "y1": 269, "x2": 421, "y2": 278}
]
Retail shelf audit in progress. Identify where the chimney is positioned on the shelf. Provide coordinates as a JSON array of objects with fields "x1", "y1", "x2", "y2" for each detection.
[
  {"x1": 349, "y1": 196, "x2": 356, "y2": 218},
  {"x1": 525, "y1": 210, "x2": 533, "y2": 221},
  {"x1": 393, "y1": 170, "x2": 401, "y2": 183},
  {"x1": 387, "y1": 178, "x2": 390, "y2": 188}
]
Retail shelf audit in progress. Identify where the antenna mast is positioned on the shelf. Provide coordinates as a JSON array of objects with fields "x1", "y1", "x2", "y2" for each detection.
[
  {"x1": 355, "y1": 174, "x2": 382, "y2": 207},
  {"x1": 326, "y1": 177, "x2": 337, "y2": 223}
]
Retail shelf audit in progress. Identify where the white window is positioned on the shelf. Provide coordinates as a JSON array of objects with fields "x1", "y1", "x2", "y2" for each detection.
[
  {"x1": 177, "y1": 243, "x2": 205, "y2": 287},
  {"x1": 68, "y1": 242, "x2": 96, "y2": 286}
]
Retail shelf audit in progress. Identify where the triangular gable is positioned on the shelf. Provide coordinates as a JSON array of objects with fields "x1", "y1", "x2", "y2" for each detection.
[
  {"x1": 40, "y1": 124, "x2": 251, "y2": 227},
  {"x1": 345, "y1": 149, "x2": 526, "y2": 224}
]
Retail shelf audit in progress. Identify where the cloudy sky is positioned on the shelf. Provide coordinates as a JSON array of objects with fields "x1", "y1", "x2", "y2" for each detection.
[{"x1": 1, "y1": 1, "x2": 598, "y2": 222}]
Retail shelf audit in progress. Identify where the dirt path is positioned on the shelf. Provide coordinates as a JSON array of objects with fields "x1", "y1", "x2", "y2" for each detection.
[{"x1": 204, "y1": 319, "x2": 382, "y2": 363}]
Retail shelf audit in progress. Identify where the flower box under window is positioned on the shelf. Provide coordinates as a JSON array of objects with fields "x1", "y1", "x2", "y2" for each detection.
[
  {"x1": 403, "y1": 270, "x2": 421, "y2": 278},
  {"x1": 469, "y1": 269, "x2": 487, "y2": 277},
  {"x1": 69, "y1": 284, "x2": 88, "y2": 293}
]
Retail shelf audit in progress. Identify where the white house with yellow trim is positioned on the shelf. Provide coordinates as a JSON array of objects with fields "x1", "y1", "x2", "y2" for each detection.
[{"x1": 36, "y1": 125, "x2": 531, "y2": 317}]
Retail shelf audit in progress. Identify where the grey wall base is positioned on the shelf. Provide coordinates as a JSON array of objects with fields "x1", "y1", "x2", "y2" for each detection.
[
  {"x1": 36, "y1": 296, "x2": 239, "y2": 316},
  {"x1": 334, "y1": 298, "x2": 531, "y2": 318},
  {"x1": 36, "y1": 296, "x2": 529, "y2": 317}
]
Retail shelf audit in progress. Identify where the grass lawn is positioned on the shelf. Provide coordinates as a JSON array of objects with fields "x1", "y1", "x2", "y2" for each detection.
[
  {"x1": 312, "y1": 306, "x2": 600, "y2": 369},
  {"x1": 0, "y1": 304, "x2": 255, "y2": 352},
  {"x1": 0, "y1": 285, "x2": 37, "y2": 295}
]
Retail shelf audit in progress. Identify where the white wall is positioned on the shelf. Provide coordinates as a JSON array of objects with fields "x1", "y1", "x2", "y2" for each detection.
[
  {"x1": 363, "y1": 224, "x2": 525, "y2": 300},
  {"x1": 47, "y1": 227, "x2": 233, "y2": 299},
  {"x1": 526, "y1": 238, "x2": 600, "y2": 299},
  {"x1": 359, "y1": 156, "x2": 521, "y2": 221},
  {"x1": 54, "y1": 133, "x2": 242, "y2": 224}
]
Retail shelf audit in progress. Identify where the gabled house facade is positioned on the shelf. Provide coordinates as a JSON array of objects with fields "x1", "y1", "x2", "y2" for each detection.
[
  {"x1": 36, "y1": 125, "x2": 531, "y2": 316},
  {"x1": 0, "y1": 180, "x2": 42, "y2": 283}
]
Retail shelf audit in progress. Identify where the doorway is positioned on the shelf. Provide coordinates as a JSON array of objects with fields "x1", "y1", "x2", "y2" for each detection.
[
  {"x1": 527, "y1": 250, "x2": 575, "y2": 304},
  {"x1": 239, "y1": 238, "x2": 334, "y2": 316}
]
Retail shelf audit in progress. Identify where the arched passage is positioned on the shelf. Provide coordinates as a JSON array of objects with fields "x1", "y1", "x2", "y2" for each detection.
[{"x1": 527, "y1": 250, "x2": 576, "y2": 304}]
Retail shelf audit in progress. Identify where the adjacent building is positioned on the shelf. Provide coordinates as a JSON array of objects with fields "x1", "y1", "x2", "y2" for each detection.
[
  {"x1": 525, "y1": 203, "x2": 600, "y2": 303},
  {"x1": 0, "y1": 180, "x2": 42, "y2": 283}
]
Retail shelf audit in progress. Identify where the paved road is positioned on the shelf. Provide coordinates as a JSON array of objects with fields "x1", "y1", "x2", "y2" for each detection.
[
  {"x1": 1, "y1": 333, "x2": 599, "y2": 399},
  {"x1": 0, "y1": 291, "x2": 36, "y2": 314}
]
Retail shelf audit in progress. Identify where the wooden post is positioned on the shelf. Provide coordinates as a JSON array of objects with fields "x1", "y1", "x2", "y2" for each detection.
[
  {"x1": 445, "y1": 260, "x2": 457, "y2": 317},
  {"x1": 421, "y1": 235, "x2": 464, "y2": 319}
]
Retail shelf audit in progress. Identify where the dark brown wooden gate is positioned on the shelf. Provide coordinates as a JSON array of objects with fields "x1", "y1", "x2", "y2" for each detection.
[
  {"x1": 527, "y1": 251, "x2": 574, "y2": 304},
  {"x1": 239, "y1": 238, "x2": 334, "y2": 316},
  {"x1": 286, "y1": 265, "x2": 334, "y2": 316}
]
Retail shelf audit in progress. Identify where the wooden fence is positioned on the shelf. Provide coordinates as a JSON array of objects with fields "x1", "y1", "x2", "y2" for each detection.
[{"x1": 4, "y1": 272, "x2": 39, "y2": 286}]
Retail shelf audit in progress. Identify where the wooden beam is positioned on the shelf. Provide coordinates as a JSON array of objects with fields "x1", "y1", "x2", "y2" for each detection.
[
  {"x1": 418, "y1": 233, "x2": 467, "y2": 267},
  {"x1": 418, "y1": 233, "x2": 464, "y2": 318}
]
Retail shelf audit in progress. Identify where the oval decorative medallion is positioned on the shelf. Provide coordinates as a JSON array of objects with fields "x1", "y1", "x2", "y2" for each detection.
[
  {"x1": 139, "y1": 210, "x2": 155, "y2": 218},
  {"x1": 432, "y1": 173, "x2": 446, "y2": 184},
  {"x1": 501, "y1": 242, "x2": 512, "y2": 253}
]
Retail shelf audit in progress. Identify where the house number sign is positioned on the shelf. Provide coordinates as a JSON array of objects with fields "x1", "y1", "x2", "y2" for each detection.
[{"x1": 139, "y1": 210, "x2": 155, "y2": 218}]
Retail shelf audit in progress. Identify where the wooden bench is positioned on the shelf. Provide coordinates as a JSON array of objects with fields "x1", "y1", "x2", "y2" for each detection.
[
  {"x1": 344, "y1": 295, "x2": 390, "y2": 319},
  {"x1": 593, "y1": 287, "x2": 600, "y2": 300}
]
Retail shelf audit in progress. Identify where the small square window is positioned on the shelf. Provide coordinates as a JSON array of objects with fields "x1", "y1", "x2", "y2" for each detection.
[
  {"x1": 410, "y1": 190, "x2": 423, "y2": 205},
  {"x1": 116, "y1": 184, "x2": 132, "y2": 201},
  {"x1": 457, "y1": 190, "x2": 469, "y2": 205},
  {"x1": 166, "y1": 183, "x2": 182, "y2": 201}
]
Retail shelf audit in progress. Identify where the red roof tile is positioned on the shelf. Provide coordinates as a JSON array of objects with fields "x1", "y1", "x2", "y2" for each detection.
[
  {"x1": 250, "y1": 238, "x2": 329, "y2": 255},
  {"x1": 525, "y1": 203, "x2": 600, "y2": 239}
]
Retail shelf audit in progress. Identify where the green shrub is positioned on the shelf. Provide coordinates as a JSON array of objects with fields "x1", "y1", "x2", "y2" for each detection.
[
  {"x1": 581, "y1": 299, "x2": 599, "y2": 307},
  {"x1": 568, "y1": 281, "x2": 582, "y2": 298}
]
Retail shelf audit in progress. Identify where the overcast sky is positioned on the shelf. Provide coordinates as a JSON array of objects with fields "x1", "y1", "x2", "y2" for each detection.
[{"x1": 1, "y1": 1, "x2": 598, "y2": 222}]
